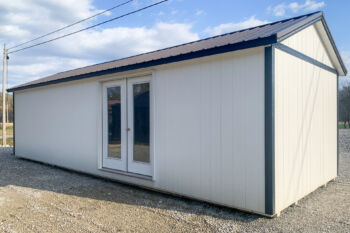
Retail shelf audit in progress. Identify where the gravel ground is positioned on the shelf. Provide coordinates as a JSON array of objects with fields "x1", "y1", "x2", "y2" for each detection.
[{"x1": 0, "y1": 130, "x2": 349, "y2": 233}]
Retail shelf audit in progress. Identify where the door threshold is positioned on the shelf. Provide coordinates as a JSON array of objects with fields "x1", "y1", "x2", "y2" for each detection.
[{"x1": 100, "y1": 167, "x2": 153, "y2": 181}]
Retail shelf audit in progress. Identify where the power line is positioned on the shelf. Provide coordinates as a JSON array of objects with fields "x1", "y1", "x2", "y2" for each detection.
[
  {"x1": 8, "y1": 0, "x2": 168, "y2": 54},
  {"x1": 8, "y1": 0, "x2": 134, "y2": 51}
]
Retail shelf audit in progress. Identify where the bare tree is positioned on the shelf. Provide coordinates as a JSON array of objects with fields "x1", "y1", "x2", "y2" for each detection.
[{"x1": 340, "y1": 85, "x2": 350, "y2": 128}]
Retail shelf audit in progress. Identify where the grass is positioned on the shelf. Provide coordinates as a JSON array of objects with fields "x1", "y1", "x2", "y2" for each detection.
[
  {"x1": 0, "y1": 123, "x2": 13, "y2": 146},
  {"x1": 339, "y1": 122, "x2": 350, "y2": 129},
  {"x1": 0, "y1": 138, "x2": 13, "y2": 147}
]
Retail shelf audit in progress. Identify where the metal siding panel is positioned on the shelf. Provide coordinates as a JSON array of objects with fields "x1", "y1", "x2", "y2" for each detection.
[
  {"x1": 154, "y1": 48, "x2": 266, "y2": 212},
  {"x1": 15, "y1": 81, "x2": 101, "y2": 171},
  {"x1": 230, "y1": 59, "x2": 246, "y2": 208},
  {"x1": 221, "y1": 58, "x2": 235, "y2": 204},
  {"x1": 198, "y1": 61, "x2": 214, "y2": 199},
  {"x1": 274, "y1": 49, "x2": 337, "y2": 213},
  {"x1": 244, "y1": 48, "x2": 266, "y2": 212}
]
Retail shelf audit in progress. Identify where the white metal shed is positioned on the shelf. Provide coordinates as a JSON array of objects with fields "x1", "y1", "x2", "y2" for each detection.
[{"x1": 8, "y1": 11, "x2": 347, "y2": 217}]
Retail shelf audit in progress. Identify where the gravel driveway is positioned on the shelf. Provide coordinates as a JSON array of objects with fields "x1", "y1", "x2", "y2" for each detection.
[{"x1": 0, "y1": 130, "x2": 349, "y2": 233}]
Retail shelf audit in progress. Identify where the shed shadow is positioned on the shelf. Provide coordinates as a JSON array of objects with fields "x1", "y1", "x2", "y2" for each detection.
[{"x1": 0, "y1": 151, "x2": 262, "y2": 224}]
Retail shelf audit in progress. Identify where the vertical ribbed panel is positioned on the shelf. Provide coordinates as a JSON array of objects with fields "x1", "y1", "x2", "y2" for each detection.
[
  {"x1": 155, "y1": 48, "x2": 266, "y2": 213},
  {"x1": 274, "y1": 48, "x2": 337, "y2": 213}
]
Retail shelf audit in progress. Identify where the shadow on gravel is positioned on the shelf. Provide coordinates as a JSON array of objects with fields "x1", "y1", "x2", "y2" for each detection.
[{"x1": 0, "y1": 150, "x2": 261, "y2": 224}]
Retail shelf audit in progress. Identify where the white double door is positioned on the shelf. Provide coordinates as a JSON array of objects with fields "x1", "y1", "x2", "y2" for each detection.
[{"x1": 102, "y1": 76, "x2": 152, "y2": 176}]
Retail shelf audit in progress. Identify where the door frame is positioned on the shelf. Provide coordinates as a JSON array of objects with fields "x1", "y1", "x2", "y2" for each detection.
[
  {"x1": 127, "y1": 75, "x2": 153, "y2": 176},
  {"x1": 100, "y1": 74, "x2": 154, "y2": 177},
  {"x1": 102, "y1": 79, "x2": 128, "y2": 171}
]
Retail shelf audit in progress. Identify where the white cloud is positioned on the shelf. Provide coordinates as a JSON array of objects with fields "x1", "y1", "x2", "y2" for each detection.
[
  {"x1": 268, "y1": 0, "x2": 325, "y2": 17},
  {"x1": 204, "y1": 16, "x2": 269, "y2": 36},
  {"x1": 0, "y1": 0, "x2": 199, "y2": 88},
  {"x1": 7, "y1": 57, "x2": 93, "y2": 86},
  {"x1": 0, "y1": 25, "x2": 29, "y2": 37},
  {"x1": 56, "y1": 23, "x2": 199, "y2": 58},
  {"x1": 195, "y1": 10, "x2": 205, "y2": 16}
]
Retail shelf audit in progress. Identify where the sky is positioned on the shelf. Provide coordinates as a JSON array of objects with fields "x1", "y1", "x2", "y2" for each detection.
[{"x1": 0, "y1": 0, "x2": 349, "y2": 89}]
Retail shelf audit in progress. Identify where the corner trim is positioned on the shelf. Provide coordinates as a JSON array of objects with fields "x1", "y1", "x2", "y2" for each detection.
[
  {"x1": 275, "y1": 43, "x2": 337, "y2": 74},
  {"x1": 265, "y1": 45, "x2": 275, "y2": 215},
  {"x1": 12, "y1": 92, "x2": 15, "y2": 155},
  {"x1": 276, "y1": 12, "x2": 347, "y2": 75},
  {"x1": 314, "y1": 21, "x2": 338, "y2": 71},
  {"x1": 337, "y1": 75, "x2": 339, "y2": 176},
  {"x1": 319, "y1": 18, "x2": 347, "y2": 75}
]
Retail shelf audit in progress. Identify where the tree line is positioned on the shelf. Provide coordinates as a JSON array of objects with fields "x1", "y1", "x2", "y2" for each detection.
[
  {"x1": 0, "y1": 93, "x2": 13, "y2": 123},
  {"x1": 340, "y1": 84, "x2": 350, "y2": 128}
]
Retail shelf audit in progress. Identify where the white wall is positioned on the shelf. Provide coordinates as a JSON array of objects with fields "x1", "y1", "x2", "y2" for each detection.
[
  {"x1": 274, "y1": 48, "x2": 337, "y2": 213},
  {"x1": 154, "y1": 48, "x2": 266, "y2": 212},
  {"x1": 15, "y1": 81, "x2": 101, "y2": 171},
  {"x1": 15, "y1": 47, "x2": 266, "y2": 214}
]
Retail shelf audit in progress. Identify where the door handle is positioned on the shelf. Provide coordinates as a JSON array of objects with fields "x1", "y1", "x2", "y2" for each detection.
[{"x1": 127, "y1": 128, "x2": 131, "y2": 131}]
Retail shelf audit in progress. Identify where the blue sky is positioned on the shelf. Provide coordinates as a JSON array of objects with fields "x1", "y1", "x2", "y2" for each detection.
[
  {"x1": 0, "y1": 0, "x2": 349, "y2": 88},
  {"x1": 95, "y1": 0, "x2": 350, "y2": 51},
  {"x1": 101, "y1": 0, "x2": 349, "y2": 45}
]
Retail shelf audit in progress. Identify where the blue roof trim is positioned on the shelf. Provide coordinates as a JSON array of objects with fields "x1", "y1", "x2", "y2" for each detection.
[
  {"x1": 319, "y1": 17, "x2": 347, "y2": 75},
  {"x1": 276, "y1": 12, "x2": 347, "y2": 76},
  {"x1": 275, "y1": 43, "x2": 337, "y2": 74}
]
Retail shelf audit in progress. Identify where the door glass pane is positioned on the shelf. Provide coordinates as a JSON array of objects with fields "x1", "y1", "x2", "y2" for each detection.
[
  {"x1": 107, "y1": 86, "x2": 121, "y2": 159},
  {"x1": 133, "y1": 83, "x2": 150, "y2": 163}
]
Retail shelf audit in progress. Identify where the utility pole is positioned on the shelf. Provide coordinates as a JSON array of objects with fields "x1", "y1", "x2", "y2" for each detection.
[{"x1": 2, "y1": 44, "x2": 7, "y2": 146}]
